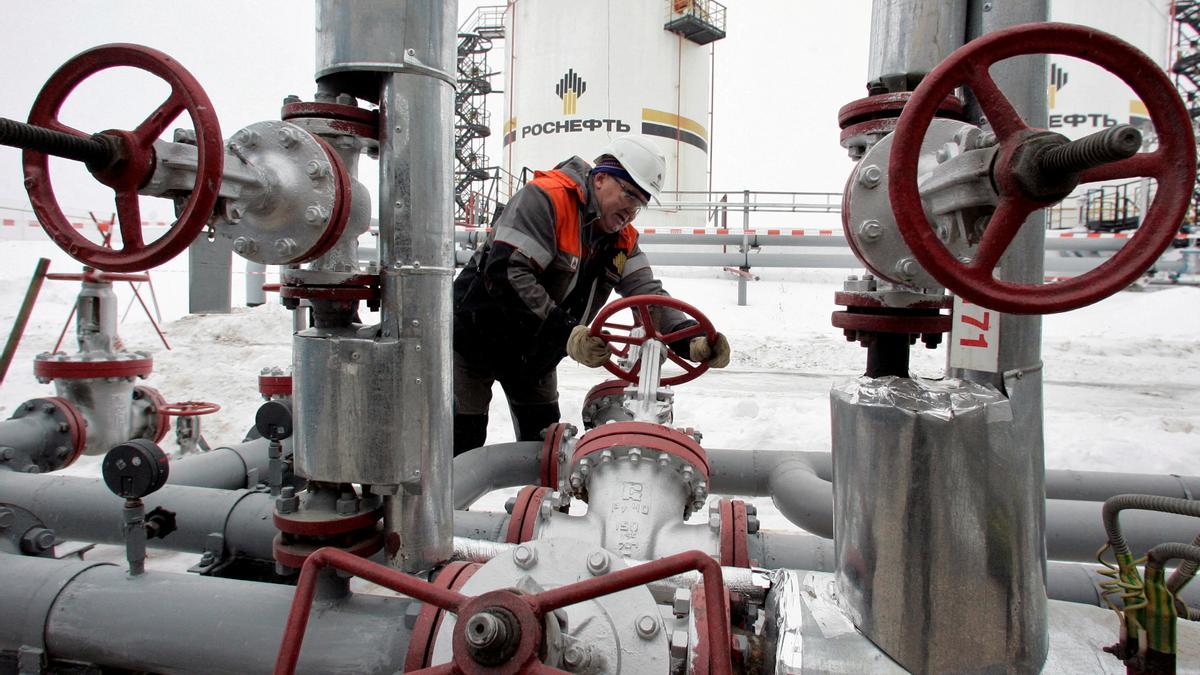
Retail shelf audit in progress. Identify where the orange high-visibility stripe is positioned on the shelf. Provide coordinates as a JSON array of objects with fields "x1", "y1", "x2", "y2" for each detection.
[{"x1": 530, "y1": 170, "x2": 586, "y2": 257}]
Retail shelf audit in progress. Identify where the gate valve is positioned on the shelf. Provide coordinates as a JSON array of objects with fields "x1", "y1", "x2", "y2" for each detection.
[
  {"x1": 589, "y1": 294, "x2": 716, "y2": 383},
  {"x1": 11, "y1": 44, "x2": 223, "y2": 272},
  {"x1": 274, "y1": 546, "x2": 732, "y2": 675},
  {"x1": 889, "y1": 22, "x2": 1196, "y2": 314}
]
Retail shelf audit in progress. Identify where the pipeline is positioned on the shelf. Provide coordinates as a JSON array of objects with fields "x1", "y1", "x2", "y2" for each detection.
[{"x1": 0, "y1": 555, "x2": 412, "y2": 674}]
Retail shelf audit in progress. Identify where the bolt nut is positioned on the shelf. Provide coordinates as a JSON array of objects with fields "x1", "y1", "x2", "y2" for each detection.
[
  {"x1": 672, "y1": 588, "x2": 691, "y2": 617},
  {"x1": 304, "y1": 205, "x2": 328, "y2": 225},
  {"x1": 562, "y1": 643, "x2": 591, "y2": 670},
  {"x1": 858, "y1": 219, "x2": 883, "y2": 242},
  {"x1": 275, "y1": 238, "x2": 298, "y2": 258},
  {"x1": 747, "y1": 515, "x2": 760, "y2": 534},
  {"x1": 234, "y1": 128, "x2": 259, "y2": 148},
  {"x1": 304, "y1": 160, "x2": 329, "y2": 179},
  {"x1": 670, "y1": 630, "x2": 689, "y2": 659},
  {"x1": 0, "y1": 447, "x2": 14, "y2": 461},
  {"x1": 857, "y1": 164, "x2": 882, "y2": 189},
  {"x1": 22, "y1": 527, "x2": 56, "y2": 554},
  {"x1": 635, "y1": 614, "x2": 660, "y2": 640},
  {"x1": 335, "y1": 93, "x2": 357, "y2": 106},
  {"x1": 586, "y1": 550, "x2": 610, "y2": 576},
  {"x1": 0, "y1": 508, "x2": 14, "y2": 529},
  {"x1": 504, "y1": 496, "x2": 518, "y2": 514},
  {"x1": 894, "y1": 256, "x2": 919, "y2": 281},
  {"x1": 277, "y1": 126, "x2": 302, "y2": 149},
  {"x1": 513, "y1": 544, "x2": 537, "y2": 569}
]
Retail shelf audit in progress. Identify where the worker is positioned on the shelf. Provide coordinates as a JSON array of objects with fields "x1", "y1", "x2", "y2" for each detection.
[{"x1": 452, "y1": 135, "x2": 731, "y2": 455}]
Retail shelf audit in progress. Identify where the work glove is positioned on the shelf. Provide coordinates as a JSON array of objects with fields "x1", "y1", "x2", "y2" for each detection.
[
  {"x1": 689, "y1": 332, "x2": 731, "y2": 368},
  {"x1": 567, "y1": 324, "x2": 611, "y2": 368}
]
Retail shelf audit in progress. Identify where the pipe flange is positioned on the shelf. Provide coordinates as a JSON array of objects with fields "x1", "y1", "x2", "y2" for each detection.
[
  {"x1": 5, "y1": 397, "x2": 86, "y2": 472},
  {"x1": 273, "y1": 497, "x2": 384, "y2": 536},
  {"x1": 504, "y1": 486, "x2": 552, "y2": 544},
  {"x1": 277, "y1": 272, "x2": 381, "y2": 311},
  {"x1": 258, "y1": 367, "x2": 293, "y2": 398},
  {"x1": 405, "y1": 561, "x2": 483, "y2": 671},
  {"x1": 539, "y1": 422, "x2": 576, "y2": 493},
  {"x1": 580, "y1": 379, "x2": 633, "y2": 429},
  {"x1": 570, "y1": 422, "x2": 709, "y2": 517},
  {"x1": 837, "y1": 91, "x2": 964, "y2": 129},
  {"x1": 221, "y1": 120, "x2": 352, "y2": 265},
  {"x1": 132, "y1": 385, "x2": 171, "y2": 443},
  {"x1": 271, "y1": 527, "x2": 383, "y2": 569},
  {"x1": 33, "y1": 352, "x2": 153, "y2": 382},
  {"x1": 281, "y1": 101, "x2": 380, "y2": 140},
  {"x1": 717, "y1": 499, "x2": 752, "y2": 569}
]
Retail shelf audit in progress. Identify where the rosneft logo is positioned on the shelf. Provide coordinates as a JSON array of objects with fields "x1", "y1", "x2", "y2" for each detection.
[
  {"x1": 556, "y1": 69, "x2": 586, "y2": 115},
  {"x1": 1048, "y1": 63, "x2": 1068, "y2": 109}
]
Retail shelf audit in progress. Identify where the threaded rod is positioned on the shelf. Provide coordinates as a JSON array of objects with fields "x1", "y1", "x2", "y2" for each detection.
[
  {"x1": 1040, "y1": 124, "x2": 1142, "y2": 175},
  {"x1": 0, "y1": 117, "x2": 114, "y2": 167}
]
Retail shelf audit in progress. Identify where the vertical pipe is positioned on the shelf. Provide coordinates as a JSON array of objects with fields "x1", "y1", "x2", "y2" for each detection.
[
  {"x1": 245, "y1": 260, "x2": 267, "y2": 307},
  {"x1": 867, "y1": 0, "x2": 970, "y2": 89},
  {"x1": 375, "y1": 3, "x2": 457, "y2": 573}
]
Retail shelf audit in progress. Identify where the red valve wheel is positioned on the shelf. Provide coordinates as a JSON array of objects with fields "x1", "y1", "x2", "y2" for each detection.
[
  {"x1": 889, "y1": 23, "x2": 1196, "y2": 314},
  {"x1": 274, "y1": 547, "x2": 731, "y2": 675},
  {"x1": 160, "y1": 401, "x2": 221, "y2": 417},
  {"x1": 23, "y1": 44, "x2": 223, "y2": 273},
  {"x1": 588, "y1": 295, "x2": 716, "y2": 386}
]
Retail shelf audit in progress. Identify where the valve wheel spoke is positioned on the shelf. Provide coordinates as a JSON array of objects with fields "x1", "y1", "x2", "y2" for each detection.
[
  {"x1": 1078, "y1": 150, "x2": 1160, "y2": 184},
  {"x1": 132, "y1": 88, "x2": 188, "y2": 148},
  {"x1": 970, "y1": 197, "x2": 1035, "y2": 273},
  {"x1": 114, "y1": 189, "x2": 145, "y2": 250},
  {"x1": 964, "y1": 69, "x2": 1029, "y2": 141}
]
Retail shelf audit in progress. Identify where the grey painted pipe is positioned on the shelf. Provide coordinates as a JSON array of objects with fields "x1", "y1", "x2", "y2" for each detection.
[
  {"x1": 707, "y1": 448, "x2": 1200, "y2": 503},
  {"x1": 452, "y1": 441, "x2": 543, "y2": 509},
  {"x1": 0, "y1": 555, "x2": 412, "y2": 674},
  {"x1": 0, "y1": 471, "x2": 276, "y2": 560},
  {"x1": 168, "y1": 436, "x2": 289, "y2": 490},
  {"x1": 748, "y1": 529, "x2": 1200, "y2": 609}
]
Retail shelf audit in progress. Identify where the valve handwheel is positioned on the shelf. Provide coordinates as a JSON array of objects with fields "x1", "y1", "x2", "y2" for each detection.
[
  {"x1": 588, "y1": 295, "x2": 716, "y2": 386},
  {"x1": 160, "y1": 401, "x2": 221, "y2": 417},
  {"x1": 23, "y1": 44, "x2": 223, "y2": 272},
  {"x1": 889, "y1": 23, "x2": 1196, "y2": 314}
]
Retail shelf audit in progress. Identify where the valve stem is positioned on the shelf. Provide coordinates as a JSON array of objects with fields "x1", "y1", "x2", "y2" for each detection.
[{"x1": 0, "y1": 116, "x2": 116, "y2": 168}]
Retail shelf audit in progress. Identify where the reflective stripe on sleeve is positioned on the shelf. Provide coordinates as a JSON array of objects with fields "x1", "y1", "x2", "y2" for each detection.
[{"x1": 494, "y1": 227, "x2": 554, "y2": 268}]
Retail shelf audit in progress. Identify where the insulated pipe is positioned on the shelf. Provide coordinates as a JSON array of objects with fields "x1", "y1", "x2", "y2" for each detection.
[
  {"x1": 452, "y1": 441, "x2": 543, "y2": 509},
  {"x1": 371, "y1": 0, "x2": 457, "y2": 574},
  {"x1": 0, "y1": 471, "x2": 276, "y2": 560},
  {"x1": 0, "y1": 555, "x2": 413, "y2": 674},
  {"x1": 167, "y1": 436, "x2": 286, "y2": 490}
]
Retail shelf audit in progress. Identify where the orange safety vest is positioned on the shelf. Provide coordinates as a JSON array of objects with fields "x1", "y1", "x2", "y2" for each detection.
[{"x1": 530, "y1": 169, "x2": 639, "y2": 260}]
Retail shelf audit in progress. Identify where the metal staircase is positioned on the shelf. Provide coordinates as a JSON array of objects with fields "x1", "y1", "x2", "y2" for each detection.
[
  {"x1": 1171, "y1": 0, "x2": 1200, "y2": 226},
  {"x1": 455, "y1": 6, "x2": 505, "y2": 227}
]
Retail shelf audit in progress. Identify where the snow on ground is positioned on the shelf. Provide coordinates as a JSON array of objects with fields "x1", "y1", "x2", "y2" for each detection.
[{"x1": 2, "y1": 238, "x2": 1199, "y2": 536}]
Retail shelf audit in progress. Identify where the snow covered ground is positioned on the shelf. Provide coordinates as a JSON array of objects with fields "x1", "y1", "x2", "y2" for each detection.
[{"x1": 2, "y1": 235, "x2": 1199, "y2": 539}]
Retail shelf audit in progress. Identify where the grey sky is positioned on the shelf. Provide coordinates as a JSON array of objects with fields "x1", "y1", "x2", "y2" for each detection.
[{"x1": 0, "y1": 2, "x2": 870, "y2": 224}]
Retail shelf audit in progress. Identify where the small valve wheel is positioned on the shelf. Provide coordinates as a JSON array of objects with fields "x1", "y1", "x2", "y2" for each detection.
[
  {"x1": 160, "y1": 401, "x2": 221, "y2": 417},
  {"x1": 102, "y1": 438, "x2": 170, "y2": 499},
  {"x1": 588, "y1": 295, "x2": 716, "y2": 386},
  {"x1": 889, "y1": 23, "x2": 1196, "y2": 314},
  {"x1": 23, "y1": 43, "x2": 223, "y2": 272}
]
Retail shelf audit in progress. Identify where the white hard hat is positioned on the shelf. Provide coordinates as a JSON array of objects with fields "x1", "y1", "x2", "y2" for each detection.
[{"x1": 600, "y1": 135, "x2": 666, "y2": 203}]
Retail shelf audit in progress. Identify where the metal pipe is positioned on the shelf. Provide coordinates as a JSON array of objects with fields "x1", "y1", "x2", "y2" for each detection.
[
  {"x1": 167, "y1": 436, "x2": 285, "y2": 490},
  {"x1": 706, "y1": 448, "x2": 1200, "y2": 503},
  {"x1": 245, "y1": 260, "x2": 267, "y2": 307},
  {"x1": 0, "y1": 471, "x2": 276, "y2": 560},
  {"x1": 451, "y1": 441, "x2": 543, "y2": 509},
  {"x1": 0, "y1": 555, "x2": 413, "y2": 674},
  {"x1": 867, "y1": 0, "x2": 969, "y2": 88},
  {"x1": 370, "y1": 0, "x2": 457, "y2": 574}
]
